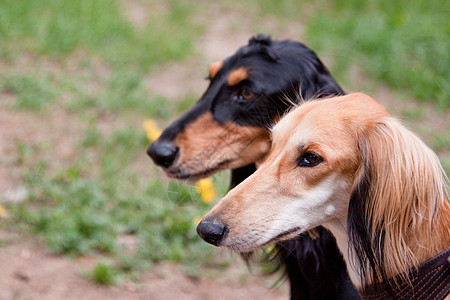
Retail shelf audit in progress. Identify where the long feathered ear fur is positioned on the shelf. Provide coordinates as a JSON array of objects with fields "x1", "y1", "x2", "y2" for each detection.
[{"x1": 348, "y1": 117, "x2": 450, "y2": 289}]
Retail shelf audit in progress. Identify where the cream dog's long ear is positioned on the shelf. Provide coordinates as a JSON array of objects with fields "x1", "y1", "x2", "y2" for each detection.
[
  {"x1": 348, "y1": 117, "x2": 449, "y2": 289},
  {"x1": 348, "y1": 119, "x2": 412, "y2": 288}
]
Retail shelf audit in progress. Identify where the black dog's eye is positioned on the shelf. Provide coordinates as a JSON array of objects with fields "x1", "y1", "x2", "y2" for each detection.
[
  {"x1": 238, "y1": 89, "x2": 254, "y2": 100},
  {"x1": 298, "y1": 152, "x2": 323, "y2": 167}
]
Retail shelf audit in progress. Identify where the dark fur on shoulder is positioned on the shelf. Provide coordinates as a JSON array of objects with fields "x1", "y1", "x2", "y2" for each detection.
[
  {"x1": 147, "y1": 34, "x2": 359, "y2": 300},
  {"x1": 279, "y1": 228, "x2": 359, "y2": 299}
]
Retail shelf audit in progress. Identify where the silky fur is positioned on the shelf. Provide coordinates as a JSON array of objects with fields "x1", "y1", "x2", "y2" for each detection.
[
  {"x1": 199, "y1": 93, "x2": 450, "y2": 292},
  {"x1": 350, "y1": 114, "x2": 450, "y2": 286}
]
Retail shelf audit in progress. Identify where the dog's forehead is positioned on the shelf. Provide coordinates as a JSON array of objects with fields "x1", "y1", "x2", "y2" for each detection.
[
  {"x1": 271, "y1": 94, "x2": 391, "y2": 147},
  {"x1": 271, "y1": 101, "x2": 317, "y2": 146},
  {"x1": 221, "y1": 45, "x2": 273, "y2": 74}
]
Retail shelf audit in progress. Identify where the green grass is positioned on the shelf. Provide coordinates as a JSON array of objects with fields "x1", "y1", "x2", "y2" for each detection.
[
  {"x1": 0, "y1": 73, "x2": 59, "y2": 110},
  {"x1": 305, "y1": 0, "x2": 449, "y2": 108},
  {"x1": 231, "y1": 0, "x2": 306, "y2": 19},
  {"x1": 0, "y1": 0, "x2": 197, "y2": 71},
  {"x1": 0, "y1": 66, "x2": 174, "y2": 117},
  {"x1": 64, "y1": 70, "x2": 172, "y2": 118},
  {"x1": 0, "y1": 0, "x2": 213, "y2": 282},
  {"x1": 401, "y1": 108, "x2": 426, "y2": 120},
  {"x1": 7, "y1": 122, "x2": 225, "y2": 278},
  {"x1": 88, "y1": 262, "x2": 118, "y2": 285},
  {"x1": 431, "y1": 131, "x2": 450, "y2": 152}
]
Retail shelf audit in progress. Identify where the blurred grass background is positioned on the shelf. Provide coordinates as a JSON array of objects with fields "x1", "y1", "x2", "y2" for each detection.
[{"x1": 0, "y1": 0, "x2": 448, "y2": 285}]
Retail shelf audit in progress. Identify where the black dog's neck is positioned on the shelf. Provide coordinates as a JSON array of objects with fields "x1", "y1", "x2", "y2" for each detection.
[{"x1": 230, "y1": 163, "x2": 257, "y2": 189}]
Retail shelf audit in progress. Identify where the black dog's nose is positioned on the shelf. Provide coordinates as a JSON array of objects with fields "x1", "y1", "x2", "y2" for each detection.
[
  {"x1": 196, "y1": 219, "x2": 228, "y2": 246},
  {"x1": 147, "y1": 142, "x2": 179, "y2": 168}
]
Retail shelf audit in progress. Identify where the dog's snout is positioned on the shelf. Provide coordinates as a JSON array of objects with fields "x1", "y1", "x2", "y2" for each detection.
[
  {"x1": 196, "y1": 219, "x2": 228, "y2": 246},
  {"x1": 147, "y1": 141, "x2": 179, "y2": 168}
]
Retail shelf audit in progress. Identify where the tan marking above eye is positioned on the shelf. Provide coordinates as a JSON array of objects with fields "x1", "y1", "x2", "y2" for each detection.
[
  {"x1": 227, "y1": 67, "x2": 249, "y2": 86},
  {"x1": 209, "y1": 61, "x2": 223, "y2": 79}
]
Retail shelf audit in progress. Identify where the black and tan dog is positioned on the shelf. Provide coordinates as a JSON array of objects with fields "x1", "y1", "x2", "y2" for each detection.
[{"x1": 147, "y1": 35, "x2": 360, "y2": 300}]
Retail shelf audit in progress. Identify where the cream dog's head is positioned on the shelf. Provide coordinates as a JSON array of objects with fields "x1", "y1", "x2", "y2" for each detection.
[{"x1": 196, "y1": 93, "x2": 390, "y2": 250}]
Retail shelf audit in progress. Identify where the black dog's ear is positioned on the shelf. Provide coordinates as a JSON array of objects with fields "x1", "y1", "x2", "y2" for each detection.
[
  {"x1": 249, "y1": 34, "x2": 272, "y2": 46},
  {"x1": 229, "y1": 163, "x2": 257, "y2": 189},
  {"x1": 248, "y1": 34, "x2": 279, "y2": 62}
]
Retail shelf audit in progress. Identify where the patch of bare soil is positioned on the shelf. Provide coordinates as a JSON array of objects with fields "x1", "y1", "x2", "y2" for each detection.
[
  {"x1": 145, "y1": 61, "x2": 209, "y2": 102},
  {"x1": 0, "y1": 106, "x2": 82, "y2": 198},
  {"x1": 0, "y1": 237, "x2": 287, "y2": 300}
]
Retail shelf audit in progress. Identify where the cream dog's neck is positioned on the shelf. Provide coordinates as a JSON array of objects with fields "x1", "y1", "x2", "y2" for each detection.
[{"x1": 323, "y1": 217, "x2": 362, "y2": 289}]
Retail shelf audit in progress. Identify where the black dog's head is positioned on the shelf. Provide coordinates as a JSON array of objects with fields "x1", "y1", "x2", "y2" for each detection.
[{"x1": 147, "y1": 34, "x2": 344, "y2": 181}]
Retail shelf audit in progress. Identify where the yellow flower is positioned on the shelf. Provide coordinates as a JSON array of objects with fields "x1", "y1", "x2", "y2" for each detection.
[
  {"x1": 195, "y1": 178, "x2": 216, "y2": 204},
  {"x1": 142, "y1": 119, "x2": 162, "y2": 141},
  {"x1": 0, "y1": 204, "x2": 8, "y2": 218}
]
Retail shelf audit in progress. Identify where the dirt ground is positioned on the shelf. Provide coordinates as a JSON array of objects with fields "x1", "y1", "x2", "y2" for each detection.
[{"x1": 0, "y1": 235, "x2": 287, "y2": 300}]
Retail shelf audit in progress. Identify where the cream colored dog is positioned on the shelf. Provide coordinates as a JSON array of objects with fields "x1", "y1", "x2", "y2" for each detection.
[{"x1": 197, "y1": 93, "x2": 450, "y2": 294}]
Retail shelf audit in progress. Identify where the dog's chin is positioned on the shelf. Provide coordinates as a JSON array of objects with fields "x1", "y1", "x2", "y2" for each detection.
[
  {"x1": 225, "y1": 227, "x2": 304, "y2": 252},
  {"x1": 164, "y1": 159, "x2": 233, "y2": 182},
  {"x1": 166, "y1": 172, "x2": 213, "y2": 182}
]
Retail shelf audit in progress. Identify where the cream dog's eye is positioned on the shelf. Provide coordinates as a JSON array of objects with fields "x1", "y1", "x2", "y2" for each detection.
[{"x1": 298, "y1": 152, "x2": 323, "y2": 167}]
